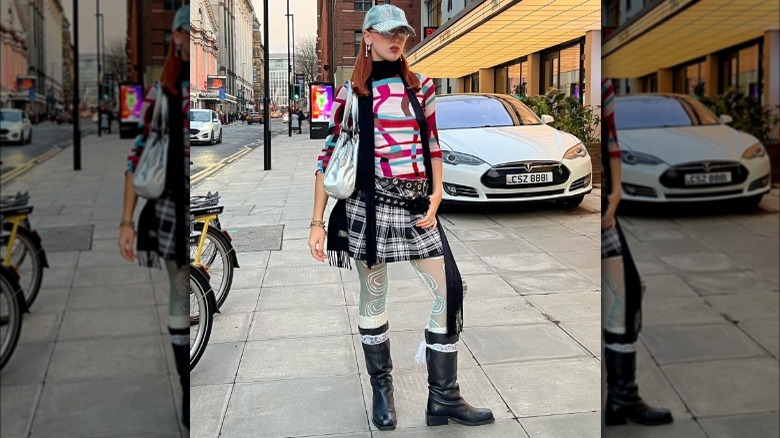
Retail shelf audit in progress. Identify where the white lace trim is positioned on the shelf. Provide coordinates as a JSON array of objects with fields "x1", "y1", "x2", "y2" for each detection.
[
  {"x1": 360, "y1": 331, "x2": 389, "y2": 345},
  {"x1": 415, "y1": 341, "x2": 458, "y2": 364},
  {"x1": 604, "y1": 343, "x2": 636, "y2": 353}
]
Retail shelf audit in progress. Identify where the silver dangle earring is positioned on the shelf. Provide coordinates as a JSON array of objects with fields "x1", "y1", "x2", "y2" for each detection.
[
  {"x1": 365, "y1": 43, "x2": 371, "y2": 57},
  {"x1": 175, "y1": 43, "x2": 182, "y2": 57}
]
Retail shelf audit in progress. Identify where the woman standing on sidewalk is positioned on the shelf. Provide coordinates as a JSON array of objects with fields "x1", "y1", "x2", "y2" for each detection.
[
  {"x1": 308, "y1": 4, "x2": 493, "y2": 430},
  {"x1": 601, "y1": 77, "x2": 673, "y2": 427},
  {"x1": 117, "y1": 5, "x2": 190, "y2": 429}
]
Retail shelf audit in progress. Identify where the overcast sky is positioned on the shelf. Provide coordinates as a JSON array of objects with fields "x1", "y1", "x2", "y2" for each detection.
[
  {"x1": 253, "y1": 0, "x2": 317, "y2": 54},
  {"x1": 61, "y1": 0, "x2": 127, "y2": 54}
]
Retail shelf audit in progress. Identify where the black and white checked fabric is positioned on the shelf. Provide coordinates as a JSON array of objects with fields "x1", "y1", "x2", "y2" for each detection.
[
  {"x1": 601, "y1": 226, "x2": 622, "y2": 258},
  {"x1": 346, "y1": 176, "x2": 443, "y2": 263}
]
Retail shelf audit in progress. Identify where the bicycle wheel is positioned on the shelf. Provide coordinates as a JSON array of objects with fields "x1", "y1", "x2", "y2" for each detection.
[
  {"x1": 190, "y1": 265, "x2": 216, "y2": 369},
  {"x1": 1, "y1": 224, "x2": 45, "y2": 308},
  {"x1": 0, "y1": 267, "x2": 24, "y2": 370},
  {"x1": 190, "y1": 224, "x2": 235, "y2": 308}
]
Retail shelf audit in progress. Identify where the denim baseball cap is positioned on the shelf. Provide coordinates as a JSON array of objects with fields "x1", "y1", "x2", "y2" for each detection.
[
  {"x1": 172, "y1": 5, "x2": 190, "y2": 32},
  {"x1": 363, "y1": 4, "x2": 416, "y2": 36}
]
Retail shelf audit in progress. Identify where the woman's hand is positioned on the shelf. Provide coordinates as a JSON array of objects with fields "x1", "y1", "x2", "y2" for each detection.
[
  {"x1": 308, "y1": 226, "x2": 327, "y2": 262},
  {"x1": 118, "y1": 225, "x2": 136, "y2": 261},
  {"x1": 415, "y1": 192, "x2": 442, "y2": 230},
  {"x1": 601, "y1": 191, "x2": 620, "y2": 230}
]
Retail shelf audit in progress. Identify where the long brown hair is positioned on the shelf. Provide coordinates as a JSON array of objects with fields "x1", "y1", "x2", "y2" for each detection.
[
  {"x1": 351, "y1": 36, "x2": 420, "y2": 96},
  {"x1": 160, "y1": 38, "x2": 182, "y2": 96}
]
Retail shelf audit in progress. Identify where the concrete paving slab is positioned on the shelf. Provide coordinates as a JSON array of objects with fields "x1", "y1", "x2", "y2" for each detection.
[
  {"x1": 229, "y1": 267, "x2": 265, "y2": 290},
  {"x1": 191, "y1": 384, "x2": 233, "y2": 438},
  {"x1": 43, "y1": 251, "x2": 79, "y2": 271},
  {"x1": 464, "y1": 297, "x2": 550, "y2": 327},
  {"x1": 518, "y1": 235, "x2": 599, "y2": 255},
  {"x1": 58, "y1": 307, "x2": 158, "y2": 340},
  {"x1": 221, "y1": 376, "x2": 369, "y2": 437},
  {"x1": 551, "y1": 250, "x2": 603, "y2": 272},
  {"x1": 39, "y1": 267, "x2": 75, "y2": 290},
  {"x1": 30, "y1": 287, "x2": 69, "y2": 313},
  {"x1": 698, "y1": 412, "x2": 780, "y2": 438},
  {"x1": 19, "y1": 312, "x2": 62, "y2": 344},
  {"x1": 0, "y1": 342, "x2": 53, "y2": 385},
  {"x1": 373, "y1": 419, "x2": 526, "y2": 437},
  {"x1": 524, "y1": 292, "x2": 600, "y2": 322},
  {"x1": 680, "y1": 271, "x2": 779, "y2": 296},
  {"x1": 485, "y1": 358, "x2": 601, "y2": 417},
  {"x1": 351, "y1": 329, "x2": 480, "y2": 373},
  {"x1": 558, "y1": 319, "x2": 602, "y2": 357},
  {"x1": 602, "y1": 416, "x2": 706, "y2": 438},
  {"x1": 248, "y1": 306, "x2": 351, "y2": 340},
  {"x1": 234, "y1": 251, "x2": 270, "y2": 269},
  {"x1": 520, "y1": 412, "x2": 600, "y2": 438},
  {"x1": 209, "y1": 312, "x2": 253, "y2": 344},
  {"x1": 641, "y1": 296, "x2": 727, "y2": 327},
  {"x1": 215, "y1": 287, "x2": 261, "y2": 314},
  {"x1": 262, "y1": 265, "x2": 342, "y2": 287},
  {"x1": 463, "y1": 239, "x2": 544, "y2": 256},
  {"x1": 459, "y1": 274, "x2": 520, "y2": 300},
  {"x1": 47, "y1": 335, "x2": 166, "y2": 382},
  {"x1": 452, "y1": 256, "x2": 493, "y2": 275},
  {"x1": 76, "y1": 249, "x2": 130, "y2": 268},
  {"x1": 640, "y1": 324, "x2": 766, "y2": 364},
  {"x1": 738, "y1": 318, "x2": 780, "y2": 358},
  {"x1": 640, "y1": 274, "x2": 699, "y2": 298},
  {"x1": 706, "y1": 292, "x2": 780, "y2": 321},
  {"x1": 360, "y1": 369, "x2": 514, "y2": 430},
  {"x1": 480, "y1": 254, "x2": 569, "y2": 273},
  {"x1": 658, "y1": 253, "x2": 748, "y2": 273},
  {"x1": 237, "y1": 335, "x2": 357, "y2": 382},
  {"x1": 191, "y1": 342, "x2": 244, "y2": 386},
  {"x1": 71, "y1": 265, "x2": 152, "y2": 287},
  {"x1": 663, "y1": 358, "x2": 779, "y2": 417},
  {"x1": 268, "y1": 248, "x2": 324, "y2": 268},
  {"x1": 503, "y1": 271, "x2": 597, "y2": 295},
  {"x1": 447, "y1": 226, "x2": 521, "y2": 242},
  {"x1": 256, "y1": 283, "x2": 345, "y2": 310},
  {"x1": 30, "y1": 376, "x2": 179, "y2": 437},
  {"x1": 65, "y1": 284, "x2": 156, "y2": 310},
  {"x1": 225, "y1": 225, "x2": 283, "y2": 251},
  {"x1": 461, "y1": 324, "x2": 589, "y2": 364},
  {"x1": 0, "y1": 383, "x2": 41, "y2": 438}
]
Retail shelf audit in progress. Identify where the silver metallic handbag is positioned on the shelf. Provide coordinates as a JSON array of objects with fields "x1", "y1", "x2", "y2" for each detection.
[
  {"x1": 323, "y1": 82, "x2": 360, "y2": 199},
  {"x1": 133, "y1": 84, "x2": 169, "y2": 199}
]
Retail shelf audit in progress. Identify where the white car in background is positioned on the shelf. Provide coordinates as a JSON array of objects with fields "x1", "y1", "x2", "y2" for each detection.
[
  {"x1": 614, "y1": 94, "x2": 771, "y2": 207},
  {"x1": 0, "y1": 109, "x2": 33, "y2": 145},
  {"x1": 190, "y1": 109, "x2": 222, "y2": 145},
  {"x1": 435, "y1": 94, "x2": 592, "y2": 207}
]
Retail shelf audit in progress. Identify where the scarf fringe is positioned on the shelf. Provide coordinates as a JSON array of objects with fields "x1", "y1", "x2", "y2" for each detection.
[
  {"x1": 137, "y1": 250, "x2": 163, "y2": 269},
  {"x1": 327, "y1": 250, "x2": 352, "y2": 270}
]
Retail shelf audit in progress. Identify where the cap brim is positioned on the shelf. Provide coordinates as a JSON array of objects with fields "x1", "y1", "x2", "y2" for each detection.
[{"x1": 371, "y1": 21, "x2": 416, "y2": 37}]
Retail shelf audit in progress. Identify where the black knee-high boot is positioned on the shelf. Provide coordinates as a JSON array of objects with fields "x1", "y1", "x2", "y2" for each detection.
[
  {"x1": 359, "y1": 322, "x2": 396, "y2": 430},
  {"x1": 169, "y1": 327, "x2": 190, "y2": 429},
  {"x1": 424, "y1": 330, "x2": 494, "y2": 426},
  {"x1": 604, "y1": 348, "x2": 673, "y2": 426}
]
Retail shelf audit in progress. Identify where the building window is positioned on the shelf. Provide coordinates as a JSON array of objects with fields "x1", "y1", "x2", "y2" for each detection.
[
  {"x1": 427, "y1": 0, "x2": 442, "y2": 27},
  {"x1": 355, "y1": 31, "x2": 363, "y2": 57},
  {"x1": 448, "y1": 0, "x2": 452, "y2": 12},
  {"x1": 540, "y1": 41, "x2": 583, "y2": 100},
  {"x1": 505, "y1": 60, "x2": 528, "y2": 96},
  {"x1": 163, "y1": 0, "x2": 182, "y2": 11},
  {"x1": 719, "y1": 41, "x2": 762, "y2": 102},
  {"x1": 355, "y1": 0, "x2": 371, "y2": 11},
  {"x1": 469, "y1": 73, "x2": 479, "y2": 92},
  {"x1": 164, "y1": 30, "x2": 172, "y2": 56}
]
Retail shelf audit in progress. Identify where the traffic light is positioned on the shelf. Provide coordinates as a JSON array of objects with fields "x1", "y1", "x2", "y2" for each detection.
[{"x1": 293, "y1": 84, "x2": 301, "y2": 100}]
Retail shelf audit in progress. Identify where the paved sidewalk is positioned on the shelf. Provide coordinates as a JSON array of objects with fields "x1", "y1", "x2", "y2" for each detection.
[
  {"x1": 604, "y1": 193, "x2": 780, "y2": 437},
  {"x1": 1, "y1": 133, "x2": 187, "y2": 437},
  {"x1": 191, "y1": 134, "x2": 603, "y2": 437}
]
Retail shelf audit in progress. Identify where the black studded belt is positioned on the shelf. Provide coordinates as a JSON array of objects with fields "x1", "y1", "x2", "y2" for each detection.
[{"x1": 371, "y1": 175, "x2": 431, "y2": 215}]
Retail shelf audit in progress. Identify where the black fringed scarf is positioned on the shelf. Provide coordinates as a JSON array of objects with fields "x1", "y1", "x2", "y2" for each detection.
[{"x1": 327, "y1": 60, "x2": 464, "y2": 334}]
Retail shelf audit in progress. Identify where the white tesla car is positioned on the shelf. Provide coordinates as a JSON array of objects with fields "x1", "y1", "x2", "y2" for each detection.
[
  {"x1": 435, "y1": 94, "x2": 592, "y2": 206},
  {"x1": 614, "y1": 94, "x2": 771, "y2": 206}
]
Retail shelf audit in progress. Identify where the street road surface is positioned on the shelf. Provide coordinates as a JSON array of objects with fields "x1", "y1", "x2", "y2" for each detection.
[{"x1": 0, "y1": 121, "x2": 99, "y2": 175}]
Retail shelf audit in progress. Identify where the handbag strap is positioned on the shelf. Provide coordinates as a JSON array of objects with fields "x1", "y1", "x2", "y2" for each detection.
[
  {"x1": 339, "y1": 81, "x2": 356, "y2": 133},
  {"x1": 149, "y1": 83, "x2": 166, "y2": 134},
  {"x1": 402, "y1": 78, "x2": 433, "y2": 196}
]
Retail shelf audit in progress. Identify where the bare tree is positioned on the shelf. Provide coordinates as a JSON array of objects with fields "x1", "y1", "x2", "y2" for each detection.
[
  {"x1": 294, "y1": 35, "x2": 319, "y2": 86},
  {"x1": 105, "y1": 38, "x2": 128, "y2": 83}
]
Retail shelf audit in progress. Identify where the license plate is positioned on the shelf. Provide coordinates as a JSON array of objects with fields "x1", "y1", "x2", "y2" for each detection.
[
  {"x1": 506, "y1": 172, "x2": 553, "y2": 185},
  {"x1": 684, "y1": 172, "x2": 732, "y2": 185}
]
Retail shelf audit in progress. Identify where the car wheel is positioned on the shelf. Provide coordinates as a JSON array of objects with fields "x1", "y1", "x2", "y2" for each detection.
[
  {"x1": 209, "y1": 131, "x2": 216, "y2": 145},
  {"x1": 217, "y1": 129, "x2": 223, "y2": 144},
  {"x1": 556, "y1": 195, "x2": 584, "y2": 208}
]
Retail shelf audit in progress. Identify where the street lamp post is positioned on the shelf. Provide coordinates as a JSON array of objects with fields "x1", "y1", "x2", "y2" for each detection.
[
  {"x1": 95, "y1": 0, "x2": 101, "y2": 137},
  {"x1": 286, "y1": 1, "x2": 292, "y2": 136},
  {"x1": 73, "y1": 0, "x2": 80, "y2": 169},
  {"x1": 264, "y1": 0, "x2": 271, "y2": 169}
]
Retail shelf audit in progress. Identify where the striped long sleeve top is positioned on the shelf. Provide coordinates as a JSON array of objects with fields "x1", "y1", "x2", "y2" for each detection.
[{"x1": 316, "y1": 73, "x2": 442, "y2": 179}]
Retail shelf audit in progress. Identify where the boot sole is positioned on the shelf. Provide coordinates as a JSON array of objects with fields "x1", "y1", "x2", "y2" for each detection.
[
  {"x1": 426, "y1": 413, "x2": 495, "y2": 427},
  {"x1": 372, "y1": 419, "x2": 396, "y2": 430},
  {"x1": 605, "y1": 413, "x2": 673, "y2": 427}
]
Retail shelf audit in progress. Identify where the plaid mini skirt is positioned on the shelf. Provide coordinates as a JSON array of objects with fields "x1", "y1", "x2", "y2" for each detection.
[
  {"x1": 346, "y1": 176, "x2": 444, "y2": 263},
  {"x1": 601, "y1": 225, "x2": 622, "y2": 258}
]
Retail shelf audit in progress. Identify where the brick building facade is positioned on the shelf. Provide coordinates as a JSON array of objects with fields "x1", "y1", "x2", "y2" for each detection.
[
  {"x1": 317, "y1": 0, "x2": 421, "y2": 86},
  {"x1": 126, "y1": 0, "x2": 183, "y2": 87}
]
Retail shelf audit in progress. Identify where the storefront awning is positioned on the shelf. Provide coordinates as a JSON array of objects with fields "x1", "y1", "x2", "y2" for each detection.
[
  {"x1": 602, "y1": 0, "x2": 780, "y2": 78},
  {"x1": 406, "y1": 0, "x2": 600, "y2": 78}
]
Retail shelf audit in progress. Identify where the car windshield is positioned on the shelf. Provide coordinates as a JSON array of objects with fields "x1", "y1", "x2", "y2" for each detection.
[
  {"x1": 614, "y1": 95, "x2": 721, "y2": 129},
  {"x1": 190, "y1": 111, "x2": 212, "y2": 122},
  {"x1": 436, "y1": 96, "x2": 542, "y2": 129},
  {"x1": 250, "y1": 113, "x2": 259, "y2": 117},
  {"x1": 0, "y1": 111, "x2": 21, "y2": 122}
]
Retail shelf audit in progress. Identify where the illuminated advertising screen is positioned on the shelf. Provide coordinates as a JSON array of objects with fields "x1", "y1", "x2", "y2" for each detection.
[
  {"x1": 309, "y1": 83, "x2": 333, "y2": 123},
  {"x1": 120, "y1": 84, "x2": 144, "y2": 123},
  {"x1": 207, "y1": 75, "x2": 227, "y2": 90},
  {"x1": 16, "y1": 75, "x2": 36, "y2": 90}
]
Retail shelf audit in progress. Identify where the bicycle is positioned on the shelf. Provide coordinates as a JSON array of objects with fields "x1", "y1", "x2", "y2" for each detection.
[
  {"x1": 1, "y1": 250, "x2": 28, "y2": 370},
  {"x1": 190, "y1": 192, "x2": 239, "y2": 309},
  {"x1": 1, "y1": 192, "x2": 49, "y2": 308},
  {"x1": 190, "y1": 262, "x2": 216, "y2": 369}
]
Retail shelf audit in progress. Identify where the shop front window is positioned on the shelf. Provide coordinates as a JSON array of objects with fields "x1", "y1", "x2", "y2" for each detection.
[
  {"x1": 559, "y1": 44, "x2": 581, "y2": 99},
  {"x1": 720, "y1": 41, "x2": 762, "y2": 103}
]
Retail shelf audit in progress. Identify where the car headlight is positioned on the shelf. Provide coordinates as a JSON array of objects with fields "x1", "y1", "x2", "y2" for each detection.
[
  {"x1": 742, "y1": 143, "x2": 766, "y2": 160},
  {"x1": 442, "y1": 151, "x2": 488, "y2": 166},
  {"x1": 621, "y1": 150, "x2": 664, "y2": 165},
  {"x1": 563, "y1": 143, "x2": 588, "y2": 159}
]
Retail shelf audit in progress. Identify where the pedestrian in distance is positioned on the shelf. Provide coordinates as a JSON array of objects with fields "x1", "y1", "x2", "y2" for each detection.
[
  {"x1": 297, "y1": 108, "x2": 306, "y2": 133},
  {"x1": 308, "y1": 4, "x2": 494, "y2": 430},
  {"x1": 291, "y1": 111, "x2": 301, "y2": 134},
  {"x1": 601, "y1": 77, "x2": 673, "y2": 427},
  {"x1": 118, "y1": 4, "x2": 191, "y2": 429}
]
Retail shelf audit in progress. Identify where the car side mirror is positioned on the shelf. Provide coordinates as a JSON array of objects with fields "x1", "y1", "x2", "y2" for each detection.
[
  {"x1": 719, "y1": 114, "x2": 733, "y2": 124},
  {"x1": 541, "y1": 114, "x2": 554, "y2": 124}
]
